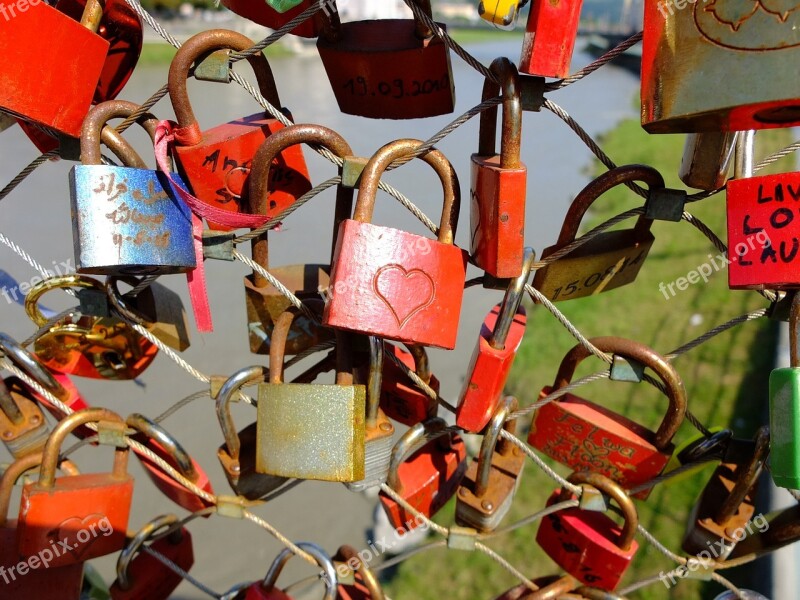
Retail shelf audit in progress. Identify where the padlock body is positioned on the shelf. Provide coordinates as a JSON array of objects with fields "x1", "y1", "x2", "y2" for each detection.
[
  {"x1": 532, "y1": 230, "x2": 654, "y2": 302},
  {"x1": 0, "y1": 3, "x2": 108, "y2": 136},
  {"x1": 379, "y1": 436, "x2": 468, "y2": 533},
  {"x1": 727, "y1": 172, "x2": 798, "y2": 290},
  {"x1": 70, "y1": 166, "x2": 195, "y2": 276},
  {"x1": 244, "y1": 264, "x2": 332, "y2": 355},
  {"x1": 317, "y1": 20, "x2": 455, "y2": 119},
  {"x1": 245, "y1": 583, "x2": 294, "y2": 599},
  {"x1": 470, "y1": 156, "x2": 527, "y2": 278},
  {"x1": 346, "y1": 410, "x2": 395, "y2": 492},
  {"x1": 338, "y1": 579, "x2": 373, "y2": 600},
  {"x1": 769, "y1": 366, "x2": 800, "y2": 488},
  {"x1": 642, "y1": 1, "x2": 800, "y2": 132},
  {"x1": 172, "y1": 112, "x2": 312, "y2": 231},
  {"x1": 536, "y1": 492, "x2": 638, "y2": 590},
  {"x1": 25, "y1": 373, "x2": 93, "y2": 439},
  {"x1": 324, "y1": 220, "x2": 468, "y2": 349},
  {"x1": 380, "y1": 345, "x2": 440, "y2": 426},
  {"x1": 529, "y1": 389, "x2": 672, "y2": 498},
  {"x1": 519, "y1": 0, "x2": 582, "y2": 78},
  {"x1": 457, "y1": 305, "x2": 526, "y2": 432},
  {"x1": 218, "y1": 422, "x2": 288, "y2": 500},
  {"x1": 256, "y1": 383, "x2": 366, "y2": 482},
  {"x1": 221, "y1": 0, "x2": 321, "y2": 37},
  {"x1": 19, "y1": 473, "x2": 133, "y2": 567},
  {"x1": 0, "y1": 378, "x2": 49, "y2": 459},
  {"x1": 131, "y1": 281, "x2": 192, "y2": 351}
]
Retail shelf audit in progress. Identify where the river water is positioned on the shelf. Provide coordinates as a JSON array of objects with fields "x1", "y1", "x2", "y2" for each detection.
[{"x1": 0, "y1": 37, "x2": 639, "y2": 598}]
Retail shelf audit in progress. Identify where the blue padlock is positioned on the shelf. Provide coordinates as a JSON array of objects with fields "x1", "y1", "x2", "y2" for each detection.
[{"x1": 70, "y1": 100, "x2": 195, "y2": 276}]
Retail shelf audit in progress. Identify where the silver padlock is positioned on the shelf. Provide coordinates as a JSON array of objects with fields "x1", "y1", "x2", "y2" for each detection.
[{"x1": 679, "y1": 132, "x2": 738, "y2": 191}]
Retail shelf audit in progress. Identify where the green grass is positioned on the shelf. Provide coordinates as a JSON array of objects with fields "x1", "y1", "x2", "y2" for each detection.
[
  {"x1": 384, "y1": 115, "x2": 795, "y2": 599},
  {"x1": 449, "y1": 26, "x2": 524, "y2": 45},
  {"x1": 138, "y1": 41, "x2": 294, "y2": 66}
]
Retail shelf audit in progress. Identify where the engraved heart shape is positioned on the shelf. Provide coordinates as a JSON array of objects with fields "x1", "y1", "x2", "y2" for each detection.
[
  {"x1": 49, "y1": 513, "x2": 108, "y2": 561},
  {"x1": 373, "y1": 265, "x2": 435, "y2": 329}
]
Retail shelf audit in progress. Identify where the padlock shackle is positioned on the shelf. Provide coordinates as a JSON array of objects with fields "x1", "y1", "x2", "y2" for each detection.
[
  {"x1": 79, "y1": 0, "x2": 104, "y2": 33},
  {"x1": 334, "y1": 545, "x2": 386, "y2": 600},
  {"x1": 105, "y1": 276, "x2": 152, "y2": 326},
  {"x1": 367, "y1": 336, "x2": 384, "y2": 427},
  {"x1": 215, "y1": 366, "x2": 268, "y2": 461},
  {"x1": 716, "y1": 426, "x2": 769, "y2": 524},
  {"x1": 558, "y1": 472, "x2": 639, "y2": 552},
  {"x1": 269, "y1": 301, "x2": 331, "y2": 384},
  {"x1": 474, "y1": 396, "x2": 518, "y2": 498},
  {"x1": 0, "y1": 378, "x2": 24, "y2": 424},
  {"x1": 412, "y1": 0, "x2": 436, "y2": 39},
  {"x1": 0, "y1": 332, "x2": 65, "y2": 398},
  {"x1": 126, "y1": 413, "x2": 198, "y2": 481},
  {"x1": 403, "y1": 344, "x2": 432, "y2": 384},
  {"x1": 489, "y1": 247, "x2": 535, "y2": 349},
  {"x1": 552, "y1": 336, "x2": 687, "y2": 450},
  {"x1": 790, "y1": 291, "x2": 800, "y2": 368},
  {"x1": 260, "y1": 541, "x2": 337, "y2": 600},
  {"x1": 526, "y1": 574, "x2": 580, "y2": 600},
  {"x1": 116, "y1": 513, "x2": 181, "y2": 590},
  {"x1": 354, "y1": 139, "x2": 460, "y2": 245},
  {"x1": 80, "y1": 100, "x2": 159, "y2": 167},
  {"x1": 39, "y1": 408, "x2": 128, "y2": 489},
  {"x1": 554, "y1": 165, "x2": 665, "y2": 247},
  {"x1": 0, "y1": 452, "x2": 43, "y2": 527},
  {"x1": 168, "y1": 29, "x2": 282, "y2": 146},
  {"x1": 477, "y1": 57, "x2": 522, "y2": 169},
  {"x1": 572, "y1": 587, "x2": 627, "y2": 600},
  {"x1": 24, "y1": 274, "x2": 104, "y2": 327},
  {"x1": 386, "y1": 417, "x2": 451, "y2": 492}
]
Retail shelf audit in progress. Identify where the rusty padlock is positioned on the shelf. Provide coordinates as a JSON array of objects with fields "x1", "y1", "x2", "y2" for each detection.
[
  {"x1": 380, "y1": 343, "x2": 439, "y2": 426},
  {"x1": 0, "y1": 377, "x2": 50, "y2": 460},
  {"x1": 221, "y1": 0, "x2": 324, "y2": 38},
  {"x1": 532, "y1": 166, "x2": 665, "y2": 302},
  {"x1": 528, "y1": 337, "x2": 686, "y2": 498},
  {"x1": 334, "y1": 544, "x2": 385, "y2": 600},
  {"x1": 168, "y1": 29, "x2": 312, "y2": 231},
  {"x1": 492, "y1": 575, "x2": 581, "y2": 600},
  {"x1": 519, "y1": 0, "x2": 583, "y2": 78},
  {"x1": 316, "y1": 0, "x2": 455, "y2": 119},
  {"x1": 470, "y1": 57, "x2": 526, "y2": 279},
  {"x1": 244, "y1": 541, "x2": 337, "y2": 600}
]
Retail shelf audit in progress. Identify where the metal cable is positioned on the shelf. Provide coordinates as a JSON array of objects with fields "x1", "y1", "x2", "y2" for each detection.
[{"x1": 546, "y1": 31, "x2": 643, "y2": 91}]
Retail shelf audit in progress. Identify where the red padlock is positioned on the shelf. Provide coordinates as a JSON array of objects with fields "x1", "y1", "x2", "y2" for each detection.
[
  {"x1": 18, "y1": 408, "x2": 133, "y2": 567},
  {"x1": 323, "y1": 139, "x2": 468, "y2": 349},
  {"x1": 380, "y1": 343, "x2": 440, "y2": 426},
  {"x1": 528, "y1": 337, "x2": 686, "y2": 498},
  {"x1": 519, "y1": 0, "x2": 583, "y2": 78},
  {"x1": 334, "y1": 545, "x2": 385, "y2": 600},
  {"x1": 536, "y1": 472, "x2": 639, "y2": 590},
  {"x1": 126, "y1": 413, "x2": 214, "y2": 515},
  {"x1": 109, "y1": 514, "x2": 194, "y2": 600},
  {"x1": 470, "y1": 57, "x2": 526, "y2": 279},
  {"x1": 244, "y1": 541, "x2": 337, "y2": 600},
  {"x1": 167, "y1": 29, "x2": 312, "y2": 231},
  {"x1": 379, "y1": 417, "x2": 468, "y2": 533},
  {"x1": 0, "y1": 453, "x2": 85, "y2": 599},
  {"x1": 220, "y1": 0, "x2": 324, "y2": 38},
  {"x1": 457, "y1": 248, "x2": 533, "y2": 432}
]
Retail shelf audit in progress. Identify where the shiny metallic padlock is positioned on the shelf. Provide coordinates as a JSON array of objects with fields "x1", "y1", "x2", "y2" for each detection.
[
  {"x1": 244, "y1": 542, "x2": 337, "y2": 600},
  {"x1": 245, "y1": 123, "x2": 354, "y2": 355},
  {"x1": 18, "y1": 408, "x2": 133, "y2": 567},
  {"x1": 680, "y1": 132, "x2": 737, "y2": 191},
  {"x1": 317, "y1": 0, "x2": 455, "y2": 119},
  {"x1": 770, "y1": 292, "x2": 800, "y2": 488},
  {"x1": 457, "y1": 248, "x2": 533, "y2": 432},
  {"x1": 71, "y1": 100, "x2": 195, "y2": 276},
  {"x1": 168, "y1": 29, "x2": 312, "y2": 231},
  {"x1": 323, "y1": 139, "x2": 468, "y2": 349},
  {"x1": 333, "y1": 544, "x2": 385, "y2": 600},
  {"x1": 220, "y1": 0, "x2": 324, "y2": 37},
  {"x1": 25, "y1": 275, "x2": 158, "y2": 381},
  {"x1": 519, "y1": 0, "x2": 583, "y2": 78},
  {"x1": 470, "y1": 58, "x2": 526, "y2": 279},
  {"x1": 529, "y1": 336, "x2": 687, "y2": 498},
  {"x1": 456, "y1": 396, "x2": 525, "y2": 533},
  {"x1": 257, "y1": 306, "x2": 366, "y2": 482},
  {"x1": 533, "y1": 165, "x2": 664, "y2": 302},
  {"x1": 0, "y1": 377, "x2": 50, "y2": 459},
  {"x1": 536, "y1": 472, "x2": 639, "y2": 590},
  {"x1": 642, "y1": 0, "x2": 800, "y2": 132},
  {"x1": 380, "y1": 343, "x2": 439, "y2": 427},
  {"x1": 682, "y1": 427, "x2": 769, "y2": 560}
]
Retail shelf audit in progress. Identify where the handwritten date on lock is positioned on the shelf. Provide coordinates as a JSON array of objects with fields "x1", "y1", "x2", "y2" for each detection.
[{"x1": 342, "y1": 74, "x2": 451, "y2": 101}]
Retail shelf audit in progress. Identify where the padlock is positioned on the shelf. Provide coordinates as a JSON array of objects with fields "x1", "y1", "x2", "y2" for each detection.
[
  {"x1": 346, "y1": 337, "x2": 395, "y2": 492},
  {"x1": 379, "y1": 417, "x2": 468, "y2": 533},
  {"x1": 0, "y1": 377, "x2": 49, "y2": 459},
  {"x1": 682, "y1": 427, "x2": 769, "y2": 559},
  {"x1": 0, "y1": 0, "x2": 109, "y2": 137},
  {"x1": 529, "y1": 336, "x2": 687, "y2": 498},
  {"x1": 662, "y1": 427, "x2": 731, "y2": 484},
  {"x1": 642, "y1": 0, "x2": 800, "y2": 132},
  {"x1": 478, "y1": 0, "x2": 521, "y2": 27},
  {"x1": 106, "y1": 276, "x2": 192, "y2": 352},
  {"x1": 18, "y1": 408, "x2": 133, "y2": 567},
  {"x1": 220, "y1": 0, "x2": 324, "y2": 38},
  {"x1": 71, "y1": 100, "x2": 195, "y2": 276},
  {"x1": 126, "y1": 413, "x2": 214, "y2": 515},
  {"x1": 323, "y1": 139, "x2": 468, "y2": 349},
  {"x1": 680, "y1": 132, "x2": 737, "y2": 191},
  {"x1": 470, "y1": 58, "x2": 526, "y2": 279},
  {"x1": 216, "y1": 366, "x2": 288, "y2": 500},
  {"x1": 770, "y1": 292, "x2": 800, "y2": 488},
  {"x1": 457, "y1": 247, "x2": 533, "y2": 432},
  {"x1": 532, "y1": 165, "x2": 664, "y2": 302},
  {"x1": 456, "y1": 396, "x2": 525, "y2": 533},
  {"x1": 245, "y1": 123, "x2": 354, "y2": 355},
  {"x1": 168, "y1": 29, "x2": 311, "y2": 231},
  {"x1": 333, "y1": 545, "x2": 385, "y2": 600},
  {"x1": 109, "y1": 514, "x2": 194, "y2": 600},
  {"x1": 519, "y1": 0, "x2": 583, "y2": 78},
  {"x1": 380, "y1": 343, "x2": 439, "y2": 426},
  {"x1": 536, "y1": 472, "x2": 639, "y2": 590},
  {"x1": 0, "y1": 453, "x2": 85, "y2": 599},
  {"x1": 25, "y1": 275, "x2": 158, "y2": 381},
  {"x1": 257, "y1": 307, "x2": 366, "y2": 482},
  {"x1": 316, "y1": 0, "x2": 456, "y2": 119},
  {"x1": 727, "y1": 502, "x2": 800, "y2": 560},
  {"x1": 494, "y1": 575, "x2": 585, "y2": 600},
  {"x1": 244, "y1": 541, "x2": 337, "y2": 600}
]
